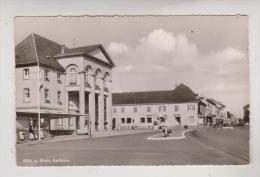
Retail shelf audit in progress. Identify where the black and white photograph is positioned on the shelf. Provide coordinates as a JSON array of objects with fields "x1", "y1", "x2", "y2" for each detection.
[
  {"x1": 15, "y1": 15, "x2": 250, "y2": 166},
  {"x1": 2, "y1": 1, "x2": 260, "y2": 177}
]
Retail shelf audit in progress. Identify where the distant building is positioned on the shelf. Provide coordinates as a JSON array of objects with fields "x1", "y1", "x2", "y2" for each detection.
[
  {"x1": 16, "y1": 33, "x2": 115, "y2": 139},
  {"x1": 202, "y1": 98, "x2": 227, "y2": 126},
  {"x1": 112, "y1": 84, "x2": 203, "y2": 129}
]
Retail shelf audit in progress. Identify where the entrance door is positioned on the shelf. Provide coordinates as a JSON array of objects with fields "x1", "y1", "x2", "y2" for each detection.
[
  {"x1": 76, "y1": 117, "x2": 80, "y2": 129},
  {"x1": 175, "y1": 117, "x2": 181, "y2": 126},
  {"x1": 112, "y1": 118, "x2": 116, "y2": 130}
]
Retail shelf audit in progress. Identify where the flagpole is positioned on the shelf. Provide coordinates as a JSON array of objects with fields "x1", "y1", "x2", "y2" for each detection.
[
  {"x1": 37, "y1": 61, "x2": 41, "y2": 142},
  {"x1": 32, "y1": 33, "x2": 41, "y2": 142}
]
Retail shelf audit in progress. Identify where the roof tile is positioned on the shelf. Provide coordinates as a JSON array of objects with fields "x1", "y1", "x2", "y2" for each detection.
[{"x1": 112, "y1": 83, "x2": 198, "y2": 104}]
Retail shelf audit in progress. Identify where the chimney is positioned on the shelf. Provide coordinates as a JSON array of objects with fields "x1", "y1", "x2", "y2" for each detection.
[{"x1": 61, "y1": 45, "x2": 66, "y2": 54}]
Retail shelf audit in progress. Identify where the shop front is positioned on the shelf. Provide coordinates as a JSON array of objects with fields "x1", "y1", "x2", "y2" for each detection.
[{"x1": 16, "y1": 112, "x2": 87, "y2": 143}]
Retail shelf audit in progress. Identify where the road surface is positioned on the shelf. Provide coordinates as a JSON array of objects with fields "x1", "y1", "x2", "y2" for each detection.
[{"x1": 16, "y1": 127, "x2": 249, "y2": 166}]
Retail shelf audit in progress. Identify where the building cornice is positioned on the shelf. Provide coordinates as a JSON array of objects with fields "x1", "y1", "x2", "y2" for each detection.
[
  {"x1": 112, "y1": 101, "x2": 199, "y2": 107},
  {"x1": 54, "y1": 53, "x2": 115, "y2": 69},
  {"x1": 16, "y1": 62, "x2": 65, "y2": 72}
]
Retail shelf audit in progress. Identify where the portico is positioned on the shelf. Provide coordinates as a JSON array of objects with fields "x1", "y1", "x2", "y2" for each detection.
[{"x1": 61, "y1": 66, "x2": 112, "y2": 134}]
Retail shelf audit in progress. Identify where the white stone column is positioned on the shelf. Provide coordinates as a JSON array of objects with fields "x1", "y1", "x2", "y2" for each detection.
[
  {"x1": 98, "y1": 77, "x2": 104, "y2": 130},
  {"x1": 89, "y1": 74, "x2": 96, "y2": 132},
  {"x1": 107, "y1": 80, "x2": 112, "y2": 130},
  {"x1": 65, "y1": 91, "x2": 69, "y2": 114},
  {"x1": 79, "y1": 72, "x2": 85, "y2": 130}
]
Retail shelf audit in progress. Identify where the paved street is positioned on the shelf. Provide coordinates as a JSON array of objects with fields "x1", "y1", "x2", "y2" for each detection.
[{"x1": 16, "y1": 127, "x2": 249, "y2": 166}]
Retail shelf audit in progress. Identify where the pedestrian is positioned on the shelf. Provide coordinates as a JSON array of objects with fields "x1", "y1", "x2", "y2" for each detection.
[
  {"x1": 28, "y1": 121, "x2": 35, "y2": 140},
  {"x1": 19, "y1": 130, "x2": 25, "y2": 141},
  {"x1": 163, "y1": 126, "x2": 168, "y2": 137}
]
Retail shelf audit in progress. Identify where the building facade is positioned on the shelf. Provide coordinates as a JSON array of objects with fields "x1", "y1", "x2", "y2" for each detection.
[
  {"x1": 16, "y1": 33, "x2": 115, "y2": 138},
  {"x1": 112, "y1": 84, "x2": 202, "y2": 129},
  {"x1": 111, "y1": 84, "x2": 230, "y2": 129}
]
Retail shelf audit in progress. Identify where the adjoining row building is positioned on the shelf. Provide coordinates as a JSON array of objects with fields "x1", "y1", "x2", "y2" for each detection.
[
  {"x1": 16, "y1": 33, "x2": 115, "y2": 139},
  {"x1": 111, "y1": 84, "x2": 232, "y2": 129}
]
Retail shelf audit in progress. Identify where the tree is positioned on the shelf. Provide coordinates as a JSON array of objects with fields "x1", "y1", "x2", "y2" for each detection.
[{"x1": 243, "y1": 104, "x2": 250, "y2": 123}]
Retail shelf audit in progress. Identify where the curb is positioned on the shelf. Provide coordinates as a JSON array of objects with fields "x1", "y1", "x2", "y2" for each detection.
[
  {"x1": 17, "y1": 130, "x2": 157, "y2": 146},
  {"x1": 147, "y1": 129, "x2": 193, "y2": 140}
]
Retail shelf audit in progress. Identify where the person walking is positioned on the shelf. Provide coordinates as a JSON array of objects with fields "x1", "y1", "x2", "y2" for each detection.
[
  {"x1": 163, "y1": 126, "x2": 168, "y2": 137},
  {"x1": 28, "y1": 121, "x2": 35, "y2": 140}
]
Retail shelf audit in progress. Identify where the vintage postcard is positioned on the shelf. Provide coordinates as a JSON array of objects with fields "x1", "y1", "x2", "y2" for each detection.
[{"x1": 15, "y1": 15, "x2": 249, "y2": 166}]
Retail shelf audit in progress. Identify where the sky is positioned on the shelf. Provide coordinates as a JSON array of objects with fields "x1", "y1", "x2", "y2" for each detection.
[{"x1": 14, "y1": 16, "x2": 249, "y2": 118}]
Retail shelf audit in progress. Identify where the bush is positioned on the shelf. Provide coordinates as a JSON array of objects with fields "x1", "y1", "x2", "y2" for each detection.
[{"x1": 184, "y1": 125, "x2": 188, "y2": 129}]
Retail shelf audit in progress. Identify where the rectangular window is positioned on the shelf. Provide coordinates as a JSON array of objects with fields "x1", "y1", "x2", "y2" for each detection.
[
  {"x1": 121, "y1": 118, "x2": 125, "y2": 124},
  {"x1": 44, "y1": 69, "x2": 50, "y2": 81},
  {"x1": 121, "y1": 107, "x2": 124, "y2": 113},
  {"x1": 69, "y1": 118, "x2": 74, "y2": 126},
  {"x1": 159, "y1": 106, "x2": 166, "y2": 112},
  {"x1": 187, "y1": 105, "x2": 195, "y2": 111},
  {"x1": 44, "y1": 89, "x2": 50, "y2": 103},
  {"x1": 175, "y1": 105, "x2": 179, "y2": 112},
  {"x1": 57, "y1": 91, "x2": 62, "y2": 105},
  {"x1": 140, "y1": 117, "x2": 145, "y2": 123},
  {"x1": 127, "y1": 118, "x2": 132, "y2": 124},
  {"x1": 147, "y1": 106, "x2": 151, "y2": 112},
  {"x1": 23, "y1": 68, "x2": 30, "y2": 80},
  {"x1": 147, "y1": 117, "x2": 152, "y2": 123},
  {"x1": 23, "y1": 88, "x2": 30, "y2": 102},
  {"x1": 160, "y1": 117, "x2": 166, "y2": 123},
  {"x1": 134, "y1": 107, "x2": 137, "y2": 113},
  {"x1": 104, "y1": 96, "x2": 107, "y2": 122},
  {"x1": 57, "y1": 118, "x2": 63, "y2": 126},
  {"x1": 57, "y1": 72, "x2": 62, "y2": 83},
  {"x1": 113, "y1": 108, "x2": 117, "y2": 113},
  {"x1": 190, "y1": 116, "x2": 194, "y2": 122}
]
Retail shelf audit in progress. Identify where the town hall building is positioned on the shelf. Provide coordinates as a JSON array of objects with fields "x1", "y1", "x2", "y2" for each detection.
[{"x1": 16, "y1": 33, "x2": 115, "y2": 139}]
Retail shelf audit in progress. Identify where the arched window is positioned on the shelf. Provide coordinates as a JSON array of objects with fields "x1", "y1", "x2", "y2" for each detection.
[
  {"x1": 85, "y1": 65, "x2": 92, "y2": 84},
  {"x1": 95, "y1": 68, "x2": 102, "y2": 90},
  {"x1": 69, "y1": 67, "x2": 77, "y2": 85},
  {"x1": 104, "y1": 72, "x2": 110, "y2": 92}
]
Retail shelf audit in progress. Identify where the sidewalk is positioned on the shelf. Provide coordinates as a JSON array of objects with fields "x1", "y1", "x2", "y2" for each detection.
[{"x1": 17, "y1": 129, "x2": 157, "y2": 146}]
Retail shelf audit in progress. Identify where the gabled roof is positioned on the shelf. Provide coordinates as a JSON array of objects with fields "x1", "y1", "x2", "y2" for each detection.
[
  {"x1": 210, "y1": 98, "x2": 225, "y2": 108},
  {"x1": 15, "y1": 33, "x2": 115, "y2": 71},
  {"x1": 15, "y1": 33, "x2": 65, "y2": 72},
  {"x1": 199, "y1": 100, "x2": 207, "y2": 106},
  {"x1": 53, "y1": 44, "x2": 115, "y2": 67},
  {"x1": 112, "y1": 83, "x2": 198, "y2": 105},
  {"x1": 206, "y1": 98, "x2": 217, "y2": 106}
]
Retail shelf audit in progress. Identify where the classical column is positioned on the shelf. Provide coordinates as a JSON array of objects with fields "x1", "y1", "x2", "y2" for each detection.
[
  {"x1": 107, "y1": 80, "x2": 112, "y2": 130},
  {"x1": 98, "y1": 77, "x2": 104, "y2": 130},
  {"x1": 65, "y1": 91, "x2": 69, "y2": 114},
  {"x1": 65, "y1": 90, "x2": 70, "y2": 131},
  {"x1": 88, "y1": 74, "x2": 96, "y2": 132},
  {"x1": 79, "y1": 71, "x2": 85, "y2": 130}
]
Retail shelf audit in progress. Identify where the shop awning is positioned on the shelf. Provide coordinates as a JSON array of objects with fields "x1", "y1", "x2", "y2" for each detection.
[{"x1": 16, "y1": 112, "x2": 88, "y2": 119}]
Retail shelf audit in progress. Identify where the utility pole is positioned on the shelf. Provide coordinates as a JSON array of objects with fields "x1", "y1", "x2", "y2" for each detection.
[{"x1": 89, "y1": 116, "x2": 92, "y2": 137}]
